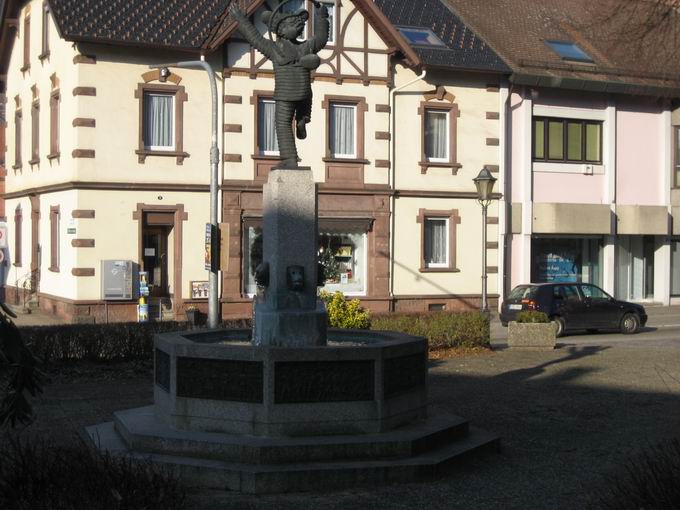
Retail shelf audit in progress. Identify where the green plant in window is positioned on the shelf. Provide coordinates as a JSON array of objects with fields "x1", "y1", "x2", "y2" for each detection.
[{"x1": 318, "y1": 247, "x2": 340, "y2": 283}]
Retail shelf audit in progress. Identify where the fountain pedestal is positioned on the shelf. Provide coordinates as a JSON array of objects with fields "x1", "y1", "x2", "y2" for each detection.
[
  {"x1": 253, "y1": 167, "x2": 327, "y2": 347},
  {"x1": 86, "y1": 166, "x2": 499, "y2": 494}
]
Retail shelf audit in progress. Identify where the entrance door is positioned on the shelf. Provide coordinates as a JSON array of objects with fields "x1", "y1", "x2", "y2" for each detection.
[
  {"x1": 616, "y1": 236, "x2": 655, "y2": 301},
  {"x1": 142, "y1": 227, "x2": 170, "y2": 297}
]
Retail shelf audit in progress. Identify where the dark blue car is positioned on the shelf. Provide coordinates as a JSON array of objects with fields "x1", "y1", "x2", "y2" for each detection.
[{"x1": 500, "y1": 283, "x2": 648, "y2": 337}]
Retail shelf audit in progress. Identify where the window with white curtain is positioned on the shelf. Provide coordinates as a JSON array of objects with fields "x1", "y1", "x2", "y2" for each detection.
[
  {"x1": 258, "y1": 98, "x2": 279, "y2": 155},
  {"x1": 424, "y1": 109, "x2": 449, "y2": 162},
  {"x1": 330, "y1": 103, "x2": 356, "y2": 158},
  {"x1": 143, "y1": 92, "x2": 175, "y2": 151},
  {"x1": 424, "y1": 217, "x2": 449, "y2": 267}
]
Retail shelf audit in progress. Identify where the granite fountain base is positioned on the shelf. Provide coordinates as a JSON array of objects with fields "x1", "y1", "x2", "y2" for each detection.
[{"x1": 87, "y1": 328, "x2": 499, "y2": 494}]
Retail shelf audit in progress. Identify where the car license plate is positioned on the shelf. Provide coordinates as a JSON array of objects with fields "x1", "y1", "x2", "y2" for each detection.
[{"x1": 509, "y1": 304, "x2": 522, "y2": 310}]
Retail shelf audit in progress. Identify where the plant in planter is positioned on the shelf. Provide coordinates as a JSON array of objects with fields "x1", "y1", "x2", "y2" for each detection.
[{"x1": 507, "y1": 311, "x2": 556, "y2": 350}]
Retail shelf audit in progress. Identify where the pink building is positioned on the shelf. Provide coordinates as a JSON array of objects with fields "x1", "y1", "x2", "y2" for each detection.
[{"x1": 447, "y1": 0, "x2": 680, "y2": 305}]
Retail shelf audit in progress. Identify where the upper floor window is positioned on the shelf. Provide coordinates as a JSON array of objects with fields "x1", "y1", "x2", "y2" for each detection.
[
  {"x1": 135, "y1": 82, "x2": 188, "y2": 164},
  {"x1": 144, "y1": 92, "x2": 174, "y2": 151},
  {"x1": 533, "y1": 117, "x2": 602, "y2": 164},
  {"x1": 14, "y1": 104, "x2": 22, "y2": 169},
  {"x1": 257, "y1": 97, "x2": 279, "y2": 156},
  {"x1": 418, "y1": 97, "x2": 459, "y2": 173},
  {"x1": 330, "y1": 102, "x2": 357, "y2": 158},
  {"x1": 30, "y1": 100, "x2": 39, "y2": 165},
  {"x1": 21, "y1": 14, "x2": 30, "y2": 71},
  {"x1": 674, "y1": 126, "x2": 680, "y2": 188},
  {"x1": 49, "y1": 90, "x2": 60, "y2": 158},
  {"x1": 425, "y1": 109, "x2": 450, "y2": 163},
  {"x1": 40, "y1": 3, "x2": 50, "y2": 59},
  {"x1": 315, "y1": 0, "x2": 335, "y2": 44}
]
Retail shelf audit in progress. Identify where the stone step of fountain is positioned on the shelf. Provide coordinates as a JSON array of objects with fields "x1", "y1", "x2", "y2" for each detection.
[
  {"x1": 86, "y1": 420, "x2": 500, "y2": 494},
  {"x1": 111, "y1": 406, "x2": 471, "y2": 465}
]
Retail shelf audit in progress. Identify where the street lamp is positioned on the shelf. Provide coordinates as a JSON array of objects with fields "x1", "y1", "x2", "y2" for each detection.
[
  {"x1": 473, "y1": 167, "x2": 497, "y2": 313},
  {"x1": 149, "y1": 61, "x2": 220, "y2": 329}
]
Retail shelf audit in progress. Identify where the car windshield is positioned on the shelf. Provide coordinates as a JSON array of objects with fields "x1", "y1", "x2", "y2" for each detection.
[
  {"x1": 580, "y1": 284, "x2": 611, "y2": 300},
  {"x1": 508, "y1": 286, "x2": 538, "y2": 300}
]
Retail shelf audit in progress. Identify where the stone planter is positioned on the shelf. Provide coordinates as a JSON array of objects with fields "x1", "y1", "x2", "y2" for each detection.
[{"x1": 507, "y1": 321, "x2": 557, "y2": 350}]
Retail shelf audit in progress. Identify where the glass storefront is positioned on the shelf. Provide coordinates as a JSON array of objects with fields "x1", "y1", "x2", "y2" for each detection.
[
  {"x1": 531, "y1": 236, "x2": 604, "y2": 286},
  {"x1": 672, "y1": 238, "x2": 680, "y2": 297},
  {"x1": 616, "y1": 235, "x2": 655, "y2": 301},
  {"x1": 243, "y1": 220, "x2": 368, "y2": 296}
]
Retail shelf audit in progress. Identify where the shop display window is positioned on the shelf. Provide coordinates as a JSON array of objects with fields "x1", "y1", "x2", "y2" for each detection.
[{"x1": 531, "y1": 236, "x2": 603, "y2": 286}]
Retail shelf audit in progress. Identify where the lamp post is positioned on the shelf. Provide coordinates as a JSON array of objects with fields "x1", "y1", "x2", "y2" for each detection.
[
  {"x1": 473, "y1": 167, "x2": 497, "y2": 313},
  {"x1": 149, "y1": 61, "x2": 220, "y2": 329}
]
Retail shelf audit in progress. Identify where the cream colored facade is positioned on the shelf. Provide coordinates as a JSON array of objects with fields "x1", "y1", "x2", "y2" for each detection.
[{"x1": 2, "y1": 0, "x2": 503, "y2": 321}]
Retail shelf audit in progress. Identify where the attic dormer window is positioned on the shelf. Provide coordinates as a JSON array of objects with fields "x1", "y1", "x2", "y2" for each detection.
[
  {"x1": 396, "y1": 27, "x2": 446, "y2": 47},
  {"x1": 545, "y1": 40, "x2": 593, "y2": 63}
]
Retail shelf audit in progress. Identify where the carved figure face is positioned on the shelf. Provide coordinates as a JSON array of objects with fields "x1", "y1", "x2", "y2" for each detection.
[
  {"x1": 287, "y1": 265, "x2": 305, "y2": 291},
  {"x1": 277, "y1": 13, "x2": 307, "y2": 40}
]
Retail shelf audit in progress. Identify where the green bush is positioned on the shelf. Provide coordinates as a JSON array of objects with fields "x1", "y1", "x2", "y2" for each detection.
[
  {"x1": 516, "y1": 311, "x2": 550, "y2": 323},
  {"x1": 319, "y1": 291, "x2": 371, "y2": 329},
  {"x1": 371, "y1": 311, "x2": 490, "y2": 349},
  {"x1": 0, "y1": 436, "x2": 186, "y2": 510},
  {"x1": 20, "y1": 319, "x2": 251, "y2": 365}
]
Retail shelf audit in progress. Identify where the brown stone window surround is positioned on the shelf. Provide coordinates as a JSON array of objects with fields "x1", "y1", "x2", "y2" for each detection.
[
  {"x1": 29, "y1": 97, "x2": 39, "y2": 166},
  {"x1": 322, "y1": 95, "x2": 368, "y2": 163},
  {"x1": 134, "y1": 82, "x2": 189, "y2": 165},
  {"x1": 250, "y1": 90, "x2": 281, "y2": 182},
  {"x1": 418, "y1": 92, "x2": 460, "y2": 175},
  {"x1": 49, "y1": 205, "x2": 59, "y2": 272},
  {"x1": 21, "y1": 12, "x2": 30, "y2": 72},
  {"x1": 48, "y1": 89, "x2": 60, "y2": 159},
  {"x1": 321, "y1": 95, "x2": 368, "y2": 187},
  {"x1": 39, "y1": 2, "x2": 50, "y2": 61},
  {"x1": 14, "y1": 206, "x2": 22, "y2": 267},
  {"x1": 416, "y1": 208, "x2": 461, "y2": 273},
  {"x1": 13, "y1": 106, "x2": 22, "y2": 170}
]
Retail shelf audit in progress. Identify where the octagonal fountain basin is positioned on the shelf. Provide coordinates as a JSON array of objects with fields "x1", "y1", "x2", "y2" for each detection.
[{"x1": 152, "y1": 328, "x2": 428, "y2": 437}]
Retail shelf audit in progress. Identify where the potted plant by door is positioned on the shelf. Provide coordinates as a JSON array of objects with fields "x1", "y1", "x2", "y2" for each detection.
[
  {"x1": 185, "y1": 305, "x2": 200, "y2": 327},
  {"x1": 507, "y1": 311, "x2": 556, "y2": 350}
]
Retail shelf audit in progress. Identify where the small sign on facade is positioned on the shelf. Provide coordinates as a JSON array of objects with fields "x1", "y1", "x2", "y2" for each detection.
[
  {"x1": 191, "y1": 281, "x2": 210, "y2": 299},
  {"x1": 67, "y1": 227, "x2": 77, "y2": 235},
  {"x1": 205, "y1": 223, "x2": 212, "y2": 271}
]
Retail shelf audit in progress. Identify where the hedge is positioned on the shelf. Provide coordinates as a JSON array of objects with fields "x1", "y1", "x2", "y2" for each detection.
[
  {"x1": 20, "y1": 319, "x2": 250, "y2": 364},
  {"x1": 370, "y1": 311, "x2": 490, "y2": 349}
]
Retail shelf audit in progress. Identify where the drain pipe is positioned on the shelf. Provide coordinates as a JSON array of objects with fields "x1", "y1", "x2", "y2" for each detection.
[{"x1": 388, "y1": 69, "x2": 427, "y2": 309}]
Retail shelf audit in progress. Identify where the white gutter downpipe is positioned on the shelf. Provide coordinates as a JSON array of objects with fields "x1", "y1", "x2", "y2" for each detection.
[{"x1": 388, "y1": 69, "x2": 427, "y2": 305}]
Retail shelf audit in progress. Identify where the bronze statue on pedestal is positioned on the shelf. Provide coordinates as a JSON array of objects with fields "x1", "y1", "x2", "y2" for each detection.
[{"x1": 229, "y1": 0, "x2": 330, "y2": 168}]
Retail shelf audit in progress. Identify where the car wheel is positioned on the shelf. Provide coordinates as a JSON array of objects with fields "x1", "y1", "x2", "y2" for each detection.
[
  {"x1": 553, "y1": 316, "x2": 566, "y2": 338},
  {"x1": 620, "y1": 313, "x2": 640, "y2": 335}
]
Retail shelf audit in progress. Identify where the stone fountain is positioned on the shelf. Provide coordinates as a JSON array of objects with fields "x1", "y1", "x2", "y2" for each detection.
[{"x1": 86, "y1": 1, "x2": 498, "y2": 493}]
